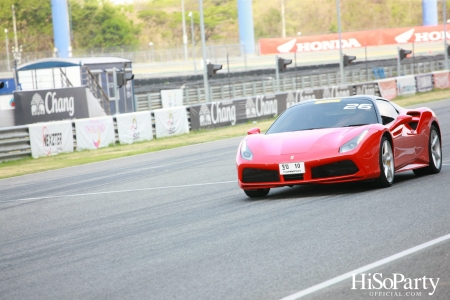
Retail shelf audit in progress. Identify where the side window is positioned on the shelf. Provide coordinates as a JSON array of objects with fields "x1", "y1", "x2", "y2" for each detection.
[
  {"x1": 107, "y1": 72, "x2": 116, "y2": 99},
  {"x1": 376, "y1": 100, "x2": 398, "y2": 125}
]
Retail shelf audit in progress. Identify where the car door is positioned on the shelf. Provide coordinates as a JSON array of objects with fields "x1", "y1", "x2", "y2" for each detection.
[{"x1": 376, "y1": 99, "x2": 416, "y2": 168}]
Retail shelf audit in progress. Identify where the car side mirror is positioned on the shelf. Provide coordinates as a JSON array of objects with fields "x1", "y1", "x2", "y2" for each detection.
[
  {"x1": 390, "y1": 115, "x2": 412, "y2": 129},
  {"x1": 247, "y1": 127, "x2": 260, "y2": 135}
]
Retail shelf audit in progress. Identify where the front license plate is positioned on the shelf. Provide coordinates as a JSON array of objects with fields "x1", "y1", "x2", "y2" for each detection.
[{"x1": 279, "y1": 162, "x2": 305, "y2": 175}]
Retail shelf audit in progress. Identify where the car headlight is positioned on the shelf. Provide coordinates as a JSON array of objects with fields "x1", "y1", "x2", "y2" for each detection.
[
  {"x1": 339, "y1": 129, "x2": 369, "y2": 153},
  {"x1": 240, "y1": 139, "x2": 253, "y2": 161}
]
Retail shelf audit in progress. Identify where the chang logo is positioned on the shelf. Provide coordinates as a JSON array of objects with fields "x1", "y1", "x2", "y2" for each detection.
[
  {"x1": 285, "y1": 92, "x2": 296, "y2": 109},
  {"x1": 130, "y1": 117, "x2": 140, "y2": 140},
  {"x1": 245, "y1": 98, "x2": 256, "y2": 118},
  {"x1": 199, "y1": 104, "x2": 212, "y2": 126},
  {"x1": 31, "y1": 93, "x2": 45, "y2": 116}
]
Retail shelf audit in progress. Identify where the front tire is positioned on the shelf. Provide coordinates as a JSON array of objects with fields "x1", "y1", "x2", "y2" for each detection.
[
  {"x1": 244, "y1": 189, "x2": 270, "y2": 198},
  {"x1": 413, "y1": 125, "x2": 442, "y2": 176},
  {"x1": 374, "y1": 136, "x2": 395, "y2": 188}
]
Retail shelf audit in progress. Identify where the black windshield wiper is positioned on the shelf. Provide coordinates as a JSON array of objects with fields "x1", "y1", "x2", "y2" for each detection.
[{"x1": 344, "y1": 124, "x2": 370, "y2": 127}]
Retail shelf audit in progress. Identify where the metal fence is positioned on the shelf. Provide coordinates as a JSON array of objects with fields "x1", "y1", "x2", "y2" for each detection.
[{"x1": 135, "y1": 59, "x2": 446, "y2": 112}]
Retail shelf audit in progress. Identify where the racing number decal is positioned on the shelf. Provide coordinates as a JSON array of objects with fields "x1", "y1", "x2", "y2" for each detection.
[{"x1": 344, "y1": 103, "x2": 372, "y2": 110}]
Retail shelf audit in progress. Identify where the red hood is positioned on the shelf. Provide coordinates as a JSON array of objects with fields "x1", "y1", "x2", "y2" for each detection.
[{"x1": 246, "y1": 127, "x2": 368, "y2": 156}]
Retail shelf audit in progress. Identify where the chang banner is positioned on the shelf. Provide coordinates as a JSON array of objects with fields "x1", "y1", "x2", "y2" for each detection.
[
  {"x1": 74, "y1": 116, "x2": 115, "y2": 151},
  {"x1": 396, "y1": 76, "x2": 416, "y2": 96},
  {"x1": 284, "y1": 89, "x2": 323, "y2": 109},
  {"x1": 189, "y1": 94, "x2": 286, "y2": 130},
  {"x1": 322, "y1": 85, "x2": 353, "y2": 98},
  {"x1": 377, "y1": 79, "x2": 398, "y2": 100},
  {"x1": 355, "y1": 83, "x2": 378, "y2": 96},
  {"x1": 416, "y1": 74, "x2": 433, "y2": 92},
  {"x1": 154, "y1": 106, "x2": 189, "y2": 138},
  {"x1": 14, "y1": 87, "x2": 89, "y2": 126},
  {"x1": 161, "y1": 89, "x2": 184, "y2": 108},
  {"x1": 28, "y1": 121, "x2": 73, "y2": 158},
  {"x1": 116, "y1": 111, "x2": 153, "y2": 144},
  {"x1": 433, "y1": 71, "x2": 450, "y2": 89}
]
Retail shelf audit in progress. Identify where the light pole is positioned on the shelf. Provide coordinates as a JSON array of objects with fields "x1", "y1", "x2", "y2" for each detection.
[
  {"x1": 149, "y1": 42, "x2": 154, "y2": 61},
  {"x1": 281, "y1": 0, "x2": 286, "y2": 38},
  {"x1": 443, "y1": 0, "x2": 449, "y2": 70},
  {"x1": 4, "y1": 29, "x2": 10, "y2": 71},
  {"x1": 181, "y1": 0, "x2": 188, "y2": 61},
  {"x1": 12, "y1": 4, "x2": 20, "y2": 64},
  {"x1": 198, "y1": 0, "x2": 210, "y2": 102},
  {"x1": 188, "y1": 12, "x2": 197, "y2": 71},
  {"x1": 336, "y1": 0, "x2": 345, "y2": 84}
]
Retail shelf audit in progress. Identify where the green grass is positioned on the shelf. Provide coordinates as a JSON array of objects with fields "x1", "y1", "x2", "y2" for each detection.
[{"x1": 1, "y1": 88, "x2": 448, "y2": 179}]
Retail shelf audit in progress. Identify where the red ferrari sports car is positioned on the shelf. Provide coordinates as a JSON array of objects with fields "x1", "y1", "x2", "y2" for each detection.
[{"x1": 236, "y1": 95, "x2": 442, "y2": 198}]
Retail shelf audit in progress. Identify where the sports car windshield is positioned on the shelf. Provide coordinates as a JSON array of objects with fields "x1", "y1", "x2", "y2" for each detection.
[{"x1": 266, "y1": 98, "x2": 379, "y2": 134}]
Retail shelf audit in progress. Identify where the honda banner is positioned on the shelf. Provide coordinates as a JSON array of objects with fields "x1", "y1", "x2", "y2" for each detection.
[
  {"x1": 416, "y1": 74, "x2": 433, "y2": 93},
  {"x1": 377, "y1": 79, "x2": 398, "y2": 100},
  {"x1": 161, "y1": 89, "x2": 184, "y2": 108},
  {"x1": 74, "y1": 116, "x2": 115, "y2": 151},
  {"x1": 116, "y1": 111, "x2": 153, "y2": 144},
  {"x1": 259, "y1": 25, "x2": 450, "y2": 55},
  {"x1": 154, "y1": 106, "x2": 189, "y2": 138},
  {"x1": 28, "y1": 121, "x2": 74, "y2": 158},
  {"x1": 433, "y1": 71, "x2": 450, "y2": 89},
  {"x1": 396, "y1": 76, "x2": 416, "y2": 96}
]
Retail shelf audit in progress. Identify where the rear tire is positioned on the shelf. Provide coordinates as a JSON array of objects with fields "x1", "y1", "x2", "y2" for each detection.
[
  {"x1": 244, "y1": 189, "x2": 270, "y2": 198},
  {"x1": 413, "y1": 125, "x2": 442, "y2": 176},
  {"x1": 374, "y1": 136, "x2": 395, "y2": 188}
]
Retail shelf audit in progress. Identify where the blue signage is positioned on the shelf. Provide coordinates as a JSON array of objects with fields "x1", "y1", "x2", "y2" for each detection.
[{"x1": 0, "y1": 78, "x2": 16, "y2": 95}]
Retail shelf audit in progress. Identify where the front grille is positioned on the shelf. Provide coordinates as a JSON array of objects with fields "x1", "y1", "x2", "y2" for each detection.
[
  {"x1": 284, "y1": 174, "x2": 304, "y2": 181},
  {"x1": 311, "y1": 160, "x2": 359, "y2": 179},
  {"x1": 242, "y1": 168, "x2": 280, "y2": 183}
]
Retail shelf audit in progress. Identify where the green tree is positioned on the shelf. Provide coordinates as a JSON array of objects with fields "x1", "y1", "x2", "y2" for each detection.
[{"x1": 70, "y1": 0, "x2": 140, "y2": 49}]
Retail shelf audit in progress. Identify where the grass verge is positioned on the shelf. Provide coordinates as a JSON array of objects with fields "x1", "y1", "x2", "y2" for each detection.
[{"x1": 1, "y1": 89, "x2": 448, "y2": 179}]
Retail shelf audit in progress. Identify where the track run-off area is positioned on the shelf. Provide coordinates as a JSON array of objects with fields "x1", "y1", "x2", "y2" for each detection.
[{"x1": 1, "y1": 99, "x2": 449, "y2": 299}]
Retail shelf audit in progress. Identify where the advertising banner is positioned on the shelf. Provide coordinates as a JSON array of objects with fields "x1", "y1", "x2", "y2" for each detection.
[
  {"x1": 74, "y1": 116, "x2": 115, "y2": 151},
  {"x1": 154, "y1": 106, "x2": 189, "y2": 138},
  {"x1": 116, "y1": 111, "x2": 153, "y2": 144},
  {"x1": 321, "y1": 85, "x2": 353, "y2": 99},
  {"x1": 161, "y1": 89, "x2": 184, "y2": 108},
  {"x1": 28, "y1": 121, "x2": 74, "y2": 158},
  {"x1": 416, "y1": 74, "x2": 433, "y2": 93},
  {"x1": 14, "y1": 86, "x2": 89, "y2": 126},
  {"x1": 189, "y1": 93, "x2": 286, "y2": 130},
  {"x1": 396, "y1": 76, "x2": 416, "y2": 96},
  {"x1": 377, "y1": 79, "x2": 398, "y2": 100},
  {"x1": 259, "y1": 25, "x2": 450, "y2": 54},
  {"x1": 284, "y1": 89, "x2": 323, "y2": 109},
  {"x1": 433, "y1": 71, "x2": 450, "y2": 89},
  {"x1": 354, "y1": 83, "x2": 378, "y2": 96}
]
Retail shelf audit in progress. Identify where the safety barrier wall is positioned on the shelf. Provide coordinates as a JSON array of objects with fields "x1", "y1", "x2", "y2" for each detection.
[{"x1": 1, "y1": 71, "x2": 449, "y2": 162}]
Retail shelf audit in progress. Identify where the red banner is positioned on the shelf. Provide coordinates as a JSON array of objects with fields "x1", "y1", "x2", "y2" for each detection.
[
  {"x1": 433, "y1": 71, "x2": 450, "y2": 89},
  {"x1": 259, "y1": 25, "x2": 450, "y2": 55},
  {"x1": 377, "y1": 79, "x2": 398, "y2": 100}
]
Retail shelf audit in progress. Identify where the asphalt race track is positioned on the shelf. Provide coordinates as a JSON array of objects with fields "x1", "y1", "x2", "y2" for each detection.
[{"x1": 1, "y1": 99, "x2": 449, "y2": 300}]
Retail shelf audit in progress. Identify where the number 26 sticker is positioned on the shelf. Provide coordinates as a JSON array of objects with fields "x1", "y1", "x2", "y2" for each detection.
[{"x1": 344, "y1": 103, "x2": 372, "y2": 110}]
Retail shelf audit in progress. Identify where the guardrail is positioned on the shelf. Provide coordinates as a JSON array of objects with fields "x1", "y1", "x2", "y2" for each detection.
[
  {"x1": 0, "y1": 125, "x2": 32, "y2": 162},
  {"x1": 135, "y1": 60, "x2": 445, "y2": 111},
  {"x1": 0, "y1": 71, "x2": 446, "y2": 163}
]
